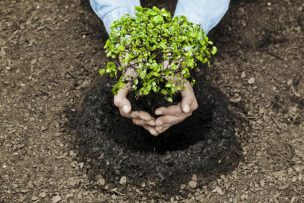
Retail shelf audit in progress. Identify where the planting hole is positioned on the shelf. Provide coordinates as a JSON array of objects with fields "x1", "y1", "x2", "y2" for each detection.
[
  {"x1": 105, "y1": 105, "x2": 212, "y2": 154},
  {"x1": 66, "y1": 76, "x2": 242, "y2": 196}
]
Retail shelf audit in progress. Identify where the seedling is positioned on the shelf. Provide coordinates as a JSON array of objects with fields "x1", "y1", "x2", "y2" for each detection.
[{"x1": 100, "y1": 6, "x2": 216, "y2": 102}]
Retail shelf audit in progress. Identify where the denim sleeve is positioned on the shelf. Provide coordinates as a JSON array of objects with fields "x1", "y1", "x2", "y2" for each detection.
[
  {"x1": 174, "y1": 0, "x2": 230, "y2": 34},
  {"x1": 90, "y1": 0, "x2": 141, "y2": 34}
]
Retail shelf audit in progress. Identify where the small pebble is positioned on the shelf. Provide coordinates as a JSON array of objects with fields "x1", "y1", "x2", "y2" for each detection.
[
  {"x1": 241, "y1": 194, "x2": 248, "y2": 200},
  {"x1": 248, "y1": 78, "x2": 255, "y2": 84},
  {"x1": 96, "y1": 175, "x2": 106, "y2": 186},
  {"x1": 241, "y1": 71, "x2": 246, "y2": 78},
  {"x1": 119, "y1": 176, "x2": 127, "y2": 185},
  {"x1": 290, "y1": 196, "x2": 296, "y2": 203},
  {"x1": 298, "y1": 174, "x2": 303, "y2": 181},
  {"x1": 31, "y1": 196, "x2": 39, "y2": 201},
  {"x1": 212, "y1": 186, "x2": 224, "y2": 195},
  {"x1": 188, "y1": 181, "x2": 197, "y2": 189},
  {"x1": 39, "y1": 192, "x2": 47, "y2": 198},
  {"x1": 260, "y1": 180, "x2": 265, "y2": 187},
  {"x1": 287, "y1": 79, "x2": 293, "y2": 86},
  {"x1": 69, "y1": 150, "x2": 77, "y2": 157},
  {"x1": 180, "y1": 184, "x2": 186, "y2": 190},
  {"x1": 52, "y1": 194, "x2": 62, "y2": 203},
  {"x1": 191, "y1": 174, "x2": 198, "y2": 181}
]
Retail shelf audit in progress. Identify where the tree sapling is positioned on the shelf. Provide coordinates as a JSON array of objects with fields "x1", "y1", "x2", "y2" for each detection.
[{"x1": 100, "y1": 6, "x2": 217, "y2": 114}]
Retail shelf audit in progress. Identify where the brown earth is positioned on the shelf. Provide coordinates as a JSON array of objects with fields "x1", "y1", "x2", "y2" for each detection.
[{"x1": 1, "y1": 0, "x2": 303, "y2": 202}]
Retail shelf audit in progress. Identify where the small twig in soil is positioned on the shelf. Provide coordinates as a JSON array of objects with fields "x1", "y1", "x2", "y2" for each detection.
[
  {"x1": 267, "y1": 52, "x2": 285, "y2": 61},
  {"x1": 38, "y1": 89, "x2": 50, "y2": 96},
  {"x1": 56, "y1": 153, "x2": 68, "y2": 159},
  {"x1": 245, "y1": 116, "x2": 261, "y2": 119},
  {"x1": 113, "y1": 59, "x2": 121, "y2": 67},
  {"x1": 67, "y1": 71, "x2": 77, "y2": 79},
  {"x1": 234, "y1": 111, "x2": 248, "y2": 120},
  {"x1": 110, "y1": 188, "x2": 126, "y2": 196}
]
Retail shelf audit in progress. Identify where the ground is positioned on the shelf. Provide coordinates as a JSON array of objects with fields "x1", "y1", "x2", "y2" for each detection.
[{"x1": 0, "y1": 0, "x2": 303, "y2": 202}]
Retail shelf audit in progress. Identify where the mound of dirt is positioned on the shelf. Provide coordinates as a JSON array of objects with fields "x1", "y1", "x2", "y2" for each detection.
[{"x1": 66, "y1": 72, "x2": 242, "y2": 197}]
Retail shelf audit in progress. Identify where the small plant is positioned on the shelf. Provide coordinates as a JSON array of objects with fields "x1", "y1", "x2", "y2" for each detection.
[{"x1": 99, "y1": 6, "x2": 217, "y2": 102}]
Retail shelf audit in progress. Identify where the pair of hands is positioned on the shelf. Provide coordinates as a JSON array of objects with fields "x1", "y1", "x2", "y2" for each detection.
[{"x1": 114, "y1": 80, "x2": 198, "y2": 136}]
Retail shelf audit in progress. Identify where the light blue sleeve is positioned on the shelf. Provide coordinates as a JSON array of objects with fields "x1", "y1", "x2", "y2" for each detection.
[
  {"x1": 174, "y1": 0, "x2": 230, "y2": 34},
  {"x1": 90, "y1": 0, "x2": 141, "y2": 34}
]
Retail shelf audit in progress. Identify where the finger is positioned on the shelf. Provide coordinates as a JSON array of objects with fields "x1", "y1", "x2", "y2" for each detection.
[
  {"x1": 114, "y1": 83, "x2": 131, "y2": 108},
  {"x1": 181, "y1": 82, "x2": 196, "y2": 113},
  {"x1": 118, "y1": 106, "x2": 130, "y2": 117},
  {"x1": 127, "y1": 111, "x2": 152, "y2": 120},
  {"x1": 125, "y1": 111, "x2": 140, "y2": 119},
  {"x1": 137, "y1": 111, "x2": 155, "y2": 121},
  {"x1": 155, "y1": 104, "x2": 182, "y2": 116},
  {"x1": 118, "y1": 103, "x2": 133, "y2": 117},
  {"x1": 155, "y1": 125, "x2": 163, "y2": 133},
  {"x1": 114, "y1": 83, "x2": 132, "y2": 116},
  {"x1": 132, "y1": 119, "x2": 145, "y2": 126},
  {"x1": 156, "y1": 114, "x2": 189, "y2": 126},
  {"x1": 146, "y1": 119, "x2": 156, "y2": 126},
  {"x1": 159, "y1": 126, "x2": 170, "y2": 134},
  {"x1": 132, "y1": 119, "x2": 155, "y2": 127},
  {"x1": 155, "y1": 125, "x2": 170, "y2": 134},
  {"x1": 190, "y1": 99, "x2": 199, "y2": 111},
  {"x1": 155, "y1": 82, "x2": 197, "y2": 116},
  {"x1": 132, "y1": 119, "x2": 158, "y2": 136},
  {"x1": 143, "y1": 126, "x2": 159, "y2": 136}
]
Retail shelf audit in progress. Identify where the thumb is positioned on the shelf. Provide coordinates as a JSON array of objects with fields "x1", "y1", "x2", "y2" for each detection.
[
  {"x1": 122, "y1": 102, "x2": 131, "y2": 114},
  {"x1": 181, "y1": 102, "x2": 190, "y2": 113},
  {"x1": 114, "y1": 83, "x2": 132, "y2": 114},
  {"x1": 181, "y1": 82, "x2": 195, "y2": 113}
]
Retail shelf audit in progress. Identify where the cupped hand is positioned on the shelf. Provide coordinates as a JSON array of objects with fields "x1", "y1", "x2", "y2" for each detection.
[
  {"x1": 114, "y1": 82, "x2": 158, "y2": 136},
  {"x1": 154, "y1": 81, "x2": 198, "y2": 134}
]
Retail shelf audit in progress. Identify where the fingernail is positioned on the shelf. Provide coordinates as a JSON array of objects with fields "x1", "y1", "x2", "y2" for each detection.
[
  {"x1": 155, "y1": 110, "x2": 162, "y2": 115},
  {"x1": 122, "y1": 105, "x2": 131, "y2": 113},
  {"x1": 183, "y1": 104, "x2": 190, "y2": 113}
]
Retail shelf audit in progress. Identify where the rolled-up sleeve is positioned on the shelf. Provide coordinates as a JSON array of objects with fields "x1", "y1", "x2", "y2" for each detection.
[
  {"x1": 90, "y1": 0, "x2": 141, "y2": 34},
  {"x1": 174, "y1": 0, "x2": 230, "y2": 34}
]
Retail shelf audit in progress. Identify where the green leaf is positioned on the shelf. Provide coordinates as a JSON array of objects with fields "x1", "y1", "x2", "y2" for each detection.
[
  {"x1": 211, "y1": 46, "x2": 217, "y2": 55},
  {"x1": 107, "y1": 62, "x2": 116, "y2": 69},
  {"x1": 118, "y1": 45, "x2": 125, "y2": 51},
  {"x1": 152, "y1": 16, "x2": 164, "y2": 24},
  {"x1": 112, "y1": 78, "x2": 125, "y2": 95},
  {"x1": 99, "y1": 69, "x2": 106, "y2": 76}
]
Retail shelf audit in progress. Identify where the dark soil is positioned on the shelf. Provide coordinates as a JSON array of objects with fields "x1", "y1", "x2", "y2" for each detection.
[
  {"x1": 66, "y1": 71, "x2": 242, "y2": 198},
  {"x1": 129, "y1": 92, "x2": 181, "y2": 117}
]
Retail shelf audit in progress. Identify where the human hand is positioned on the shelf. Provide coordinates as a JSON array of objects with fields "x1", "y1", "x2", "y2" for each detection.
[
  {"x1": 113, "y1": 69, "x2": 158, "y2": 136},
  {"x1": 154, "y1": 81, "x2": 198, "y2": 134}
]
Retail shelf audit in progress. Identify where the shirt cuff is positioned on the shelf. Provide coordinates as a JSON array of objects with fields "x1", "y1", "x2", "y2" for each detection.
[
  {"x1": 98, "y1": 7, "x2": 137, "y2": 34},
  {"x1": 174, "y1": 0, "x2": 230, "y2": 34},
  {"x1": 174, "y1": 12, "x2": 206, "y2": 33}
]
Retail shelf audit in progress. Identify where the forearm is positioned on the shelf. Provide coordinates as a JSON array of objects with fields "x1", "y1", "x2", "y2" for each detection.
[
  {"x1": 90, "y1": 0, "x2": 141, "y2": 34},
  {"x1": 174, "y1": 0, "x2": 230, "y2": 34}
]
